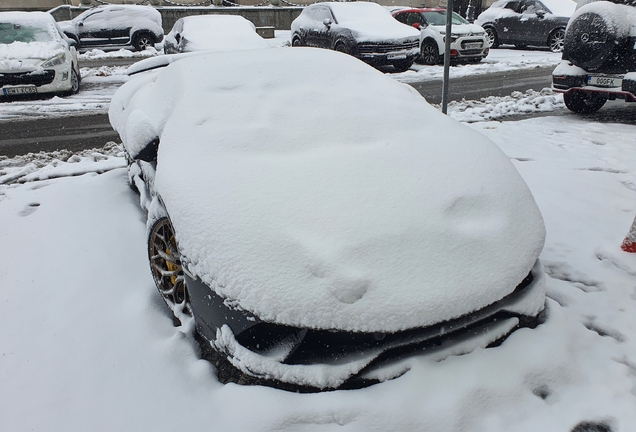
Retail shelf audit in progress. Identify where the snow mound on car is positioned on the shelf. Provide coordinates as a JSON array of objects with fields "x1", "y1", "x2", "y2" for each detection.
[
  {"x1": 175, "y1": 15, "x2": 270, "y2": 52},
  {"x1": 110, "y1": 48, "x2": 545, "y2": 332}
]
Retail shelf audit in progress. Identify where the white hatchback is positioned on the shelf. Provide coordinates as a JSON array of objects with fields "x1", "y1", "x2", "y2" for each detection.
[{"x1": 0, "y1": 12, "x2": 80, "y2": 98}]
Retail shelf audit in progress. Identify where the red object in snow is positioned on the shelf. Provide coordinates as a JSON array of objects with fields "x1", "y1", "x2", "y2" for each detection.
[{"x1": 621, "y1": 215, "x2": 636, "y2": 253}]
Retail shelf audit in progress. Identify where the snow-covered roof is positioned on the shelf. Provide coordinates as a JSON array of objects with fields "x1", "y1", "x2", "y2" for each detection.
[
  {"x1": 110, "y1": 47, "x2": 545, "y2": 333},
  {"x1": 175, "y1": 15, "x2": 270, "y2": 52}
]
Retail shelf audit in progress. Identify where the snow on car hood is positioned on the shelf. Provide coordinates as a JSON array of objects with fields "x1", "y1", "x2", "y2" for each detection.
[
  {"x1": 110, "y1": 48, "x2": 545, "y2": 333},
  {"x1": 0, "y1": 41, "x2": 64, "y2": 68},
  {"x1": 430, "y1": 23, "x2": 486, "y2": 35}
]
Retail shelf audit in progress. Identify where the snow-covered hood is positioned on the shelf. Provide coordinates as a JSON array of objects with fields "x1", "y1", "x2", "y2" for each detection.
[
  {"x1": 110, "y1": 48, "x2": 545, "y2": 333},
  {"x1": 0, "y1": 41, "x2": 65, "y2": 71},
  {"x1": 57, "y1": 20, "x2": 74, "y2": 34},
  {"x1": 430, "y1": 23, "x2": 486, "y2": 35},
  {"x1": 345, "y1": 20, "x2": 420, "y2": 42}
]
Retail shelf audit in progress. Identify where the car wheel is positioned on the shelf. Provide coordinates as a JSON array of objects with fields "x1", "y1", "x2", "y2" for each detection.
[
  {"x1": 292, "y1": 36, "x2": 303, "y2": 47},
  {"x1": 563, "y1": 91, "x2": 607, "y2": 113},
  {"x1": 148, "y1": 217, "x2": 190, "y2": 314},
  {"x1": 419, "y1": 40, "x2": 439, "y2": 65},
  {"x1": 133, "y1": 32, "x2": 155, "y2": 51},
  {"x1": 392, "y1": 59, "x2": 414, "y2": 73},
  {"x1": 334, "y1": 42, "x2": 351, "y2": 55},
  {"x1": 484, "y1": 27, "x2": 499, "y2": 49},
  {"x1": 70, "y1": 68, "x2": 80, "y2": 94},
  {"x1": 548, "y1": 28, "x2": 565, "y2": 53}
]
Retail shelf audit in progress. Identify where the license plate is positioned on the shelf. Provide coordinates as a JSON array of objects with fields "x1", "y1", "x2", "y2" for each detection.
[
  {"x1": 587, "y1": 75, "x2": 622, "y2": 88},
  {"x1": 3, "y1": 86, "x2": 37, "y2": 96},
  {"x1": 464, "y1": 42, "x2": 482, "y2": 49},
  {"x1": 387, "y1": 53, "x2": 407, "y2": 60}
]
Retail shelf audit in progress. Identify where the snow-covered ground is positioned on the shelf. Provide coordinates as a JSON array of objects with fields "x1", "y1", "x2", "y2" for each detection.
[{"x1": 1, "y1": 96, "x2": 635, "y2": 430}]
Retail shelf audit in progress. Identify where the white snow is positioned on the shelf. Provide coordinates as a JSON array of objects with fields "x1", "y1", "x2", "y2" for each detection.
[
  {"x1": 1, "y1": 101, "x2": 635, "y2": 429},
  {"x1": 110, "y1": 48, "x2": 545, "y2": 332}
]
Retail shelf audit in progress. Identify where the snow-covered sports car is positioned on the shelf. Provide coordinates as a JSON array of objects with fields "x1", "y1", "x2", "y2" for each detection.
[{"x1": 109, "y1": 47, "x2": 547, "y2": 391}]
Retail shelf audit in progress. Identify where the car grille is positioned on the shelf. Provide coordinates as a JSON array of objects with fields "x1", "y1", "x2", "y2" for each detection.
[
  {"x1": 0, "y1": 70, "x2": 55, "y2": 87},
  {"x1": 459, "y1": 49, "x2": 484, "y2": 56},
  {"x1": 358, "y1": 40, "x2": 419, "y2": 54}
]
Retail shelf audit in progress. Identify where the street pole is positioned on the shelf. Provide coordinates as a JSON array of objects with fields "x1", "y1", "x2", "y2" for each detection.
[{"x1": 442, "y1": 0, "x2": 453, "y2": 114}]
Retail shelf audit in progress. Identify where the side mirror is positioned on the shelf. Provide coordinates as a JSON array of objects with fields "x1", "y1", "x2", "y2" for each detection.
[
  {"x1": 412, "y1": 22, "x2": 421, "y2": 30},
  {"x1": 536, "y1": 10, "x2": 545, "y2": 17},
  {"x1": 78, "y1": 21, "x2": 84, "y2": 27},
  {"x1": 175, "y1": 33, "x2": 181, "y2": 43},
  {"x1": 323, "y1": 18, "x2": 332, "y2": 29}
]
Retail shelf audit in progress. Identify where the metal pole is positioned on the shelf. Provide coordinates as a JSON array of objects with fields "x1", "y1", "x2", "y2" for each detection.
[{"x1": 442, "y1": 0, "x2": 453, "y2": 114}]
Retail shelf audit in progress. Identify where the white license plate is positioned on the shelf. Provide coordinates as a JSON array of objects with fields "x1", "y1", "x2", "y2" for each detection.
[
  {"x1": 3, "y1": 86, "x2": 37, "y2": 96},
  {"x1": 587, "y1": 75, "x2": 622, "y2": 88},
  {"x1": 464, "y1": 42, "x2": 482, "y2": 49},
  {"x1": 387, "y1": 53, "x2": 407, "y2": 60}
]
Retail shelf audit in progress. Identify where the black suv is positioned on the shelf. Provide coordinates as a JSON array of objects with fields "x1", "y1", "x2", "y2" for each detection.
[
  {"x1": 57, "y1": 5, "x2": 164, "y2": 51},
  {"x1": 552, "y1": 0, "x2": 636, "y2": 112}
]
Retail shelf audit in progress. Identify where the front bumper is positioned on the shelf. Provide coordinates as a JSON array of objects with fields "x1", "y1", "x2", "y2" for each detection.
[
  {"x1": 449, "y1": 36, "x2": 489, "y2": 59},
  {"x1": 0, "y1": 63, "x2": 74, "y2": 98},
  {"x1": 186, "y1": 259, "x2": 547, "y2": 390}
]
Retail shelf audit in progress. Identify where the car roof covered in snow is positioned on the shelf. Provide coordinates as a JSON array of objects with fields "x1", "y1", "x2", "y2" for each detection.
[{"x1": 109, "y1": 47, "x2": 545, "y2": 332}]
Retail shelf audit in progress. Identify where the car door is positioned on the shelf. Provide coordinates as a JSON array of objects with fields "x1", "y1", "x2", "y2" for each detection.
[
  {"x1": 304, "y1": 6, "x2": 335, "y2": 49},
  {"x1": 104, "y1": 8, "x2": 133, "y2": 45},
  {"x1": 76, "y1": 9, "x2": 106, "y2": 46},
  {"x1": 493, "y1": 0, "x2": 523, "y2": 44},
  {"x1": 514, "y1": 0, "x2": 551, "y2": 44}
]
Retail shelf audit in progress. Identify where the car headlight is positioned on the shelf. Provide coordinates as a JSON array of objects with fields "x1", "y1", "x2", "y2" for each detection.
[{"x1": 41, "y1": 52, "x2": 67, "y2": 68}]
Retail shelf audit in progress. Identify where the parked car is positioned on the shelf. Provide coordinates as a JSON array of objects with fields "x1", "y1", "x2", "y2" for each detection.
[
  {"x1": 57, "y1": 5, "x2": 163, "y2": 51},
  {"x1": 476, "y1": 0, "x2": 576, "y2": 52},
  {"x1": 552, "y1": 0, "x2": 636, "y2": 112},
  {"x1": 291, "y1": 2, "x2": 420, "y2": 72},
  {"x1": 391, "y1": 7, "x2": 489, "y2": 65},
  {"x1": 164, "y1": 15, "x2": 269, "y2": 54},
  {"x1": 109, "y1": 47, "x2": 547, "y2": 391},
  {"x1": 0, "y1": 11, "x2": 80, "y2": 98}
]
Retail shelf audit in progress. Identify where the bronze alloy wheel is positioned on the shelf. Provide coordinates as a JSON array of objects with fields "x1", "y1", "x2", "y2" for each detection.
[{"x1": 148, "y1": 217, "x2": 190, "y2": 313}]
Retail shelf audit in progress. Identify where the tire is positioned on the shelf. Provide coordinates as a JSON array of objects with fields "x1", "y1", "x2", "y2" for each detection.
[
  {"x1": 70, "y1": 68, "x2": 80, "y2": 94},
  {"x1": 563, "y1": 91, "x2": 607, "y2": 113},
  {"x1": 484, "y1": 26, "x2": 499, "y2": 48},
  {"x1": 148, "y1": 217, "x2": 191, "y2": 315},
  {"x1": 132, "y1": 32, "x2": 155, "y2": 51},
  {"x1": 392, "y1": 58, "x2": 414, "y2": 73},
  {"x1": 291, "y1": 36, "x2": 303, "y2": 47},
  {"x1": 334, "y1": 42, "x2": 350, "y2": 55},
  {"x1": 563, "y1": 11, "x2": 616, "y2": 71},
  {"x1": 419, "y1": 40, "x2": 440, "y2": 65},
  {"x1": 547, "y1": 28, "x2": 565, "y2": 53}
]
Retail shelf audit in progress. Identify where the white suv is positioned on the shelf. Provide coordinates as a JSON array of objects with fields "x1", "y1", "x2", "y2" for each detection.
[{"x1": 392, "y1": 7, "x2": 489, "y2": 65}]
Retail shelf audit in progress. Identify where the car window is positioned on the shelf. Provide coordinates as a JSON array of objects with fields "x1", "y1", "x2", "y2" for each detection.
[
  {"x1": 421, "y1": 11, "x2": 468, "y2": 25},
  {"x1": 0, "y1": 22, "x2": 54, "y2": 44},
  {"x1": 83, "y1": 10, "x2": 104, "y2": 24},
  {"x1": 503, "y1": 1, "x2": 523, "y2": 12},
  {"x1": 521, "y1": 1, "x2": 549, "y2": 14},
  {"x1": 304, "y1": 6, "x2": 333, "y2": 23}
]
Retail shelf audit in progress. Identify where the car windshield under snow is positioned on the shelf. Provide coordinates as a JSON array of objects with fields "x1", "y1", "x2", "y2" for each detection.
[
  {"x1": 421, "y1": 11, "x2": 469, "y2": 25},
  {"x1": 0, "y1": 23, "x2": 53, "y2": 44},
  {"x1": 330, "y1": 3, "x2": 393, "y2": 23}
]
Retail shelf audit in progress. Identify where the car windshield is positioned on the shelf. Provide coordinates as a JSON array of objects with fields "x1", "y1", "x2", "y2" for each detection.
[
  {"x1": 330, "y1": 3, "x2": 393, "y2": 23},
  {"x1": 0, "y1": 22, "x2": 53, "y2": 44},
  {"x1": 421, "y1": 11, "x2": 469, "y2": 25}
]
